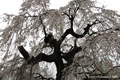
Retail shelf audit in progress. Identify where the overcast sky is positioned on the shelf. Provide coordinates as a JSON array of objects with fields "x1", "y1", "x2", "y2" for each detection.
[{"x1": 0, "y1": 0, "x2": 119, "y2": 15}]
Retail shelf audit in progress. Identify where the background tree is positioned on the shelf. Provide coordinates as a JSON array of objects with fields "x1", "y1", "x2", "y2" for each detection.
[{"x1": 0, "y1": 0, "x2": 120, "y2": 80}]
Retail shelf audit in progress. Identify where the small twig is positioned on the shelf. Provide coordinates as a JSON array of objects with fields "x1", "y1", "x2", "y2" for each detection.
[
  {"x1": 63, "y1": 12, "x2": 70, "y2": 19},
  {"x1": 39, "y1": 16, "x2": 47, "y2": 37}
]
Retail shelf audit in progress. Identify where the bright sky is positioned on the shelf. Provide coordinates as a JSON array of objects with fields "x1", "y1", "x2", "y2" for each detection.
[
  {"x1": 0, "y1": 0, "x2": 22, "y2": 15},
  {"x1": 0, "y1": 0, "x2": 119, "y2": 15},
  {"x1": 50, "y1": 0, "x2": 72, "y2": 9},
  {"x1": 96, "y1": 0, "x2": 120, "y2": 13}
]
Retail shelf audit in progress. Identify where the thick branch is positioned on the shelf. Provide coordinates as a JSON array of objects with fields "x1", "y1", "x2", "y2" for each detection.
[
  {"x1": 62, "y1": 46, "x2": 82, "y2": 66},
  {"x1": 59, "y1": 20, "x2": 100, "y2": 44},
  {"x1": 58, "y1": 28, "x2": 72, "y2": 44},
  {"x1": 18, "y1": 46, "x2": 30, "y2": 60},
  {"x1": 18, "y1": 46, "x2": 54, "y2": 64},
  {"x1": 61, "y1": 5, "x2": 98, "y2": 42},
  {"x1": 33, "y1": 53, "x2": 55, "y2": 64},
  {"x1": 18, "y1": 45, "x2": 64, "y2": 80}
]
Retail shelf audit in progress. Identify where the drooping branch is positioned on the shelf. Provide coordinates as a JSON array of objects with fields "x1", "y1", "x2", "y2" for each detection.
[
  {"x1": 86, "y1": 65, "x2": 120, "y2": 77},
  {"x1": 88, "y1": 27, "x2": 120, "y2": 38},
  {"x1": 21, "y1": 13, "x2": 48, "y2": 38},
  {"x1": 105, "y1": 65, "x2": 120, "y2": 74},
  {"x1": 33, "y1": 73, "x2": 54, "y2": 80}
]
